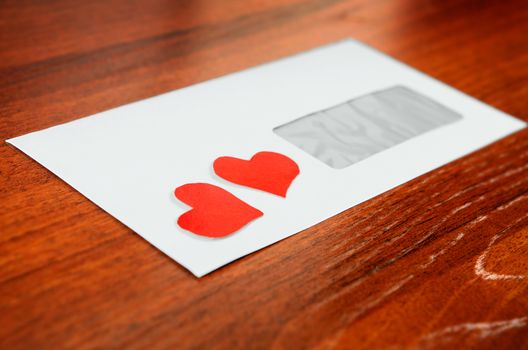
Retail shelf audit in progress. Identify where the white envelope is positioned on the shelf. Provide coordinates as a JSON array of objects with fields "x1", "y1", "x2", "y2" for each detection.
[{"x1": 7, "y1": 39, "x2": 525, "y2": 277}]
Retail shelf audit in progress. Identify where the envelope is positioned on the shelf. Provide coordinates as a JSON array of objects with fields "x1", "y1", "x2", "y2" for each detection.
[{"x1": 7, "y1": 39, "x2": 525, "y2": 277}]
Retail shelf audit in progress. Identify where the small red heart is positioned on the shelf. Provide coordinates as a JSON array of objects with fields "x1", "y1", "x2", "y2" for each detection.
[
  {"x1": 175, "y1": 183, "x2": 263, "y2": 238},
  {"x1": 213, "y1": 151, "x2": 299, "y2": 197}
]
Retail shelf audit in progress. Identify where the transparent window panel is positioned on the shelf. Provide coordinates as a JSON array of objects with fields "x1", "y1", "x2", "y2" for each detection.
[{"x1": 273, "y1": 86, "x2": 463, "y2": 169}]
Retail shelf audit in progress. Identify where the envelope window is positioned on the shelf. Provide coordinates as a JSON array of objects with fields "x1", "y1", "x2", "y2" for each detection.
[{"x1": 273, "y1": 85, "x2": 462, "y2": 169}]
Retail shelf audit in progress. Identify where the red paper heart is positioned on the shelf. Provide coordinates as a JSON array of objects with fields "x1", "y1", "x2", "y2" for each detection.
[
  {"x1": 213, "y1": 151, "x2": 299, "y2": 197},
  {"x1": 175, "y1": 183, "x2": 263, "y2": 238}
]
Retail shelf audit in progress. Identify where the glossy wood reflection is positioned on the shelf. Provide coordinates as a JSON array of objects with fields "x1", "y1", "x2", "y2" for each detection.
[{"x1": 1, "y1": 0, "x2": 527, "y2": 349}]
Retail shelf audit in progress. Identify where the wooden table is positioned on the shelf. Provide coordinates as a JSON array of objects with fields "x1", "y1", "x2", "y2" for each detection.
[{"x1": 1, "y1": 0, "x2": 527, "y2": 348}]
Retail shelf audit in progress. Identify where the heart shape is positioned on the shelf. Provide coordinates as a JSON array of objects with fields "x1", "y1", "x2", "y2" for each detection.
[
  {"x1": 175, "y1": 183, "x2": 263, "y2": 238},
  {"x1": 213, "y1": 151, "x2": 299, "y2": 197}
]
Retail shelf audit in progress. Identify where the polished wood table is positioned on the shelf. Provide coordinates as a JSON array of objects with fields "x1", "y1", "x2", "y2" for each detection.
[{"x1": 1, "y1": 0, "x2": 527, "y2": 349}]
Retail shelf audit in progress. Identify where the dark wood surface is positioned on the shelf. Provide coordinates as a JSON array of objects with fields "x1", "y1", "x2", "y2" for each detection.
[{"x1": 1, "y1": 0, "x2": 527, "y2": 349}]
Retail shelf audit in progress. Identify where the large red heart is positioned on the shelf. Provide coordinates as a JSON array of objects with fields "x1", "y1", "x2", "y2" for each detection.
[
  {"x1": 213, "y1": 151, "x2": 299, "y2": 197},
  {"x1": 175, "y1": 183, "x2": 263, "y2": 238}
]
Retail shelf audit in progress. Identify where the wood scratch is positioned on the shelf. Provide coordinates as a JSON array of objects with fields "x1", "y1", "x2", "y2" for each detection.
[
  {"x1": 345, "y1": 274, "x2": 415, "y2": 322},
  {"x1": 421, "y1": 232, "x2": 465, "y2": 268},
  {"x1": 418, "y1": 316, "x2": 527, "y2": 348},
  {"x1": 474, "y1": 195, "x2": 527, "y2": 281},
  {"x1": 475, "y1": 233, "x2": 525, "y2": 281},
  {"x1": 497, "y1": 193, "x2": 527, "y2": 211}
]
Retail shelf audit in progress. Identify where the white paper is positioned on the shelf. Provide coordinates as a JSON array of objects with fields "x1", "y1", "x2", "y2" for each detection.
[{"x1": 8, "y1": 39, "x2": 525, "y2": 277}]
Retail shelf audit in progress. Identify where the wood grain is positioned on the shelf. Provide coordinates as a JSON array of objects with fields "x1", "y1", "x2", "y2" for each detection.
[{"x1": 1, "y1": 0, "x2": 527, "y2": 349}]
